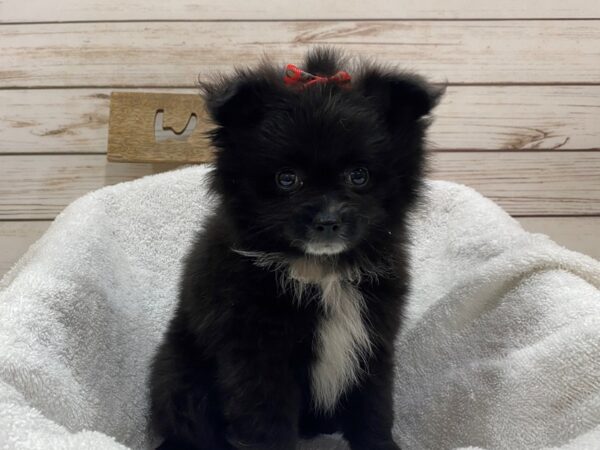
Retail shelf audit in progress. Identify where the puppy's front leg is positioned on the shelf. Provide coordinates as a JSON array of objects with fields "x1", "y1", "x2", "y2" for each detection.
[
  {"x1": 342, "y1": 354, "x2": 400, "y2": 450},
  {"x1": 216, "y1": 339, "x2": 300, "y2": 450}
]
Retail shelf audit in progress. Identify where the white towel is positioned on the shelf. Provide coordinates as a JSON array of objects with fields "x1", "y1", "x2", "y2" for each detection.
[{"x1": 0, "y1": 166, "x2": 599, "y2": 450}]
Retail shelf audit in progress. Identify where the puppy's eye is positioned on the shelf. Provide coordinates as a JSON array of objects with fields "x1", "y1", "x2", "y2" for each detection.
[
  {"x1": 276, "y1": 169, "x2": 301, "y2": 191},
  {"x1": 347, "y1": 167, "x2": 369, "y2": 187}
]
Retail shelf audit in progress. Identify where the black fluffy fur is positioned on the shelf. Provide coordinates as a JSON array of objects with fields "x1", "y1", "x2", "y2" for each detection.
[{"x1": 149, "y1": 48, "x2": 442, "y2": 450}]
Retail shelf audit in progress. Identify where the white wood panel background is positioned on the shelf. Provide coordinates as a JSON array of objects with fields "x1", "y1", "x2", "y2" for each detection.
[
  {"x1": 0, "y1": 222, "x2": 49, "y2": 276},
  {"x1": 0, "y1": 1, "x2": 599, "y2": 276},
  {"x1": 1, "y1": 0, "x2": 598, "y2": 22},
  {"x1": 2, "y1": 21, "x2": 599, "y2": 87},
  {"x1": 2, "y1": 86, "x2": 599, "y2": 153}
]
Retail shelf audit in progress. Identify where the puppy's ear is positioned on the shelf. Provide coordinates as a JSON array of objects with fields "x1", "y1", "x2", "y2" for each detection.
[
  {"x1": 358, "y1": 69, "x2": 443, "y2": 127},
  {"x1": 202, "y1": 77, "x2": 271, "y2": 128}
]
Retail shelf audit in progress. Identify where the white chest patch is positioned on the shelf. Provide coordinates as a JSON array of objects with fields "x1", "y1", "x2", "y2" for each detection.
[
  {"x1": 233, "y1": 251, "x2": 374, "y2": 412},
  {"x1": 289, "y1": 260, "x2": 373, "y2": 412}
]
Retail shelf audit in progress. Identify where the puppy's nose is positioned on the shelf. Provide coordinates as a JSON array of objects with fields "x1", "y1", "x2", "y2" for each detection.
[{"x1": 313, "y1": 211, "x2": 341, "y2": 234}]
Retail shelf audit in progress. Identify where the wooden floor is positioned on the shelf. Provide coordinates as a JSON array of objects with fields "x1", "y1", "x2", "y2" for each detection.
[{"x1": 1, "y1": 1, "x2": 599, "y2": 276}]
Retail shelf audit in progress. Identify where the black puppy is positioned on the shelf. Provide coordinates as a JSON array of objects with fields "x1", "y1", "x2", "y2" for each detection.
[{"x1": 149, "y1": 48, "x2": 441, "y2": 450}]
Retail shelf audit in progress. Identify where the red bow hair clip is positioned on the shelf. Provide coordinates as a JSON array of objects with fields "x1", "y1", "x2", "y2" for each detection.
[{"x1": 283, "y1": 64, "x2": 351, "y2": 89}]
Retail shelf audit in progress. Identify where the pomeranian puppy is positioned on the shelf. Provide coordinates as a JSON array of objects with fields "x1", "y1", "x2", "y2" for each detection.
[{"x1": 149, "y1": 48, "x2": 441, "y2": 450}]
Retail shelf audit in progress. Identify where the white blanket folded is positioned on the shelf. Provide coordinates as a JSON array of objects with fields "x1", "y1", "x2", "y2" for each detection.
[{"x1": 1, "y1": 166, "x2": 599, "y2": 450}]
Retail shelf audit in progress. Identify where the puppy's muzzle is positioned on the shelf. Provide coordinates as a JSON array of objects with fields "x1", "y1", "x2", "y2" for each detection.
[{"x1": 313, "y1": 210, "x2": 342, "y2": 239}]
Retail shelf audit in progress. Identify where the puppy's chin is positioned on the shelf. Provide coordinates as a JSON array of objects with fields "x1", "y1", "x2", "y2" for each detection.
[{"x1": 303, "y1": 241, "x2": 348, "y2": 256}]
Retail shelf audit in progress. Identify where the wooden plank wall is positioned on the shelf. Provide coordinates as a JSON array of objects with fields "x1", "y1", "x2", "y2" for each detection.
[{"x1": 1, "y1": 1, "x2": 599, "y2": 275}]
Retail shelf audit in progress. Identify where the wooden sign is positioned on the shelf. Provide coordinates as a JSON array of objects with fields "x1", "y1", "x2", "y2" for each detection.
[{"x1": 107, "y1": 92, "x2": 214, "y2": 163}]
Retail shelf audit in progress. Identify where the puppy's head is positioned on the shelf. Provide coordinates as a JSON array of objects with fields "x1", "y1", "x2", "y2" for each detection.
[{"x1": 203, "y1": 49, "x2": 441, "y2": 259}]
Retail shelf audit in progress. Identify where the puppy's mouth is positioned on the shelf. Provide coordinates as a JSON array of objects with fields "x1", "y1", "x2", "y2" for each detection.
[{"x1": 303, "y1": 240, "x2": 348, "y2": 256}]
